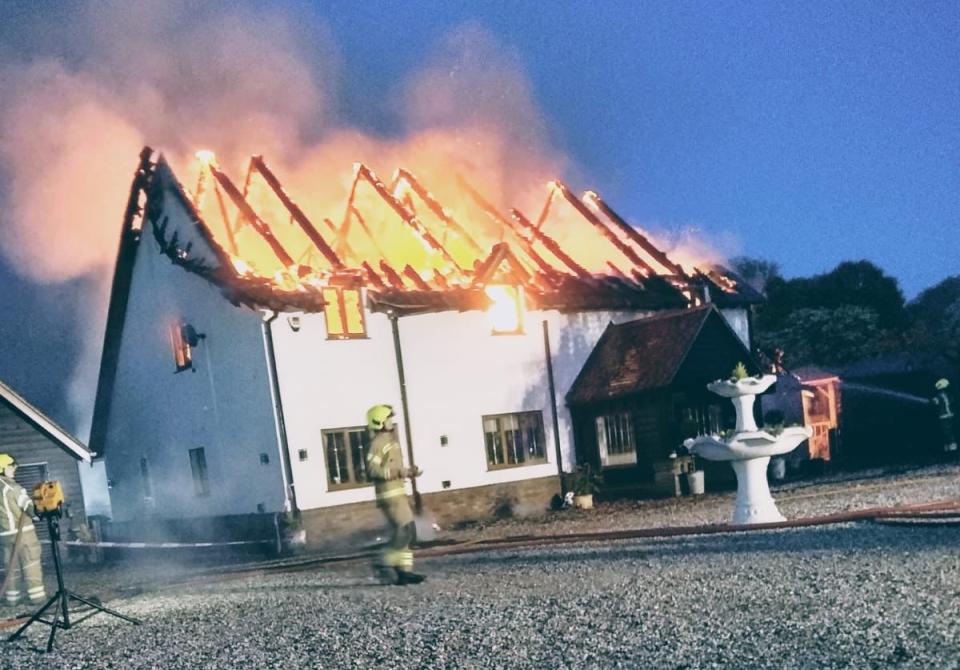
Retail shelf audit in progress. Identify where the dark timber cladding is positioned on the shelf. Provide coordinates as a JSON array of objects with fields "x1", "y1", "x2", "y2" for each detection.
[
  {"x1": 566, "y1": 307, "x2": 762, "y2": 490},
  {"x1": 0, "y1": 379, "x2": 92, "y2": 521}
]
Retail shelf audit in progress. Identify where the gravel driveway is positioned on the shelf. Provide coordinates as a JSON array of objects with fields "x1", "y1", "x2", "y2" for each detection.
[
  {"x1": 3, "y1": 522, "x2": 959, "y2": 669},
  {"x1": 2, "y1": 464, "x2": 959, "y2": 668}
]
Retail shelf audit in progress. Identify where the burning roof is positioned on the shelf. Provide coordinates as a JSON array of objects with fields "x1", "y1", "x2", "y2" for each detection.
[{"x1": 126, "y1": 147, "x2": 758, "y2": 315}]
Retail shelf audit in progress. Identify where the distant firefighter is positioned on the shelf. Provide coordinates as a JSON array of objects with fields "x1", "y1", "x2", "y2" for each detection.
[
  {"x1": 0, "y1": 454, "x2": 46, "y2": 605},
  {"x1": 365, "y1": 405, "x2": 425, "y2": 585},
  {"x1": 932, "y1": 379, "x2": 957, "y2": 453}
]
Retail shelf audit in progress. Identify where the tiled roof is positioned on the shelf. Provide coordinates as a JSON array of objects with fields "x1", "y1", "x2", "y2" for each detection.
[
  {"x1": 0, "y1": 379, "x2": 92, "y2": 462},
  {"x1": 567, "y1": 306, "x2": 716, "y2": 404}
]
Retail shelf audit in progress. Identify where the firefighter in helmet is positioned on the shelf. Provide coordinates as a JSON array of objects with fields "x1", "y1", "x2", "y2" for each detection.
[
  {"x1": 365, "y1": 405, "x2": 425, "y2": 585},
  {"x1": 932, "y1": 379, "x2": 957, "y2": 454},
  {"x1": 0, "y1": 454, "x2": 46, "y2": 606}
]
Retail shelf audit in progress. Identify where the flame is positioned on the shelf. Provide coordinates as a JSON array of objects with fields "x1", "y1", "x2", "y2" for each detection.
[
  {"x1": 183, "y1": 146, "x2": 725, "y2": 296},
  {"x1": 195, "y1": 149, "x2": 217, "y2": 165},
  {"x1": 485, "y1": 285, "x2": 523, "y2": 333}
]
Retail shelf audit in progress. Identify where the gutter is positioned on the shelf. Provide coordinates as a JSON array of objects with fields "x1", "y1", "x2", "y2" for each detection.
[
  {"x1": 542, "y1": 320, "x2": 566, "y2": 491},
  {"x1": 388, "y1": 311, "x2": 422, "y2": 513},
  {"x1": 261, "y1": 311, "x2": 298, "y2": 513}
]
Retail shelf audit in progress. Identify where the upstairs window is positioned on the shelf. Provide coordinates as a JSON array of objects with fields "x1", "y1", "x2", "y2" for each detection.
[
  {"x1": 169, "y1": 323, "x2": 193, "y2": 372},
  {"x1": 484, "y1": 285, "x2": 524, "y2": 335},
  {"x1": 323, "y1": 426, "x2": 371, "y2": 490},
  {"x1": 169, "y1": 321, "x2": 205, "y2": 373},
  {"x1": 483, "y1": 411, "x2": 546, "y2": 469},
  {"x1": 322, "y1": 288, "x2": 367, "y2": 339}
]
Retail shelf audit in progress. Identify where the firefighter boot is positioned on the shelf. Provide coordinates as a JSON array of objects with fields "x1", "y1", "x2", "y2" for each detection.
[
  {"x1": 396, "y1": 570, "x2": 426, "y2": 585},
  {"x1": 373, "y1": 563, "x2": 399, "y2": 585}
]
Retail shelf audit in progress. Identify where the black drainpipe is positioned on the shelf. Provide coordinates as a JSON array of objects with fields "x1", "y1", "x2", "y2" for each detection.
[
  {"x1": 389, "y1": 311, "x2": 422, "y2": 513},
  {"x1": 262, "y1": 311, "x2": 298, "y2": 514},
  {"x1": 542, "y1": 319, "x2": 566, "y2": 492}
]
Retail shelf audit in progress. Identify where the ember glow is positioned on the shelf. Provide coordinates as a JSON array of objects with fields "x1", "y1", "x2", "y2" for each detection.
[{"x1": 485, "y1": 285, "x2": 524, "y2": 334}]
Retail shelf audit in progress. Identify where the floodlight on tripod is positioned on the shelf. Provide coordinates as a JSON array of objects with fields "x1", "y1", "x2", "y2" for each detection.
[{"x1": 6, "y1": 481, "x2": 141, "y2": 653}]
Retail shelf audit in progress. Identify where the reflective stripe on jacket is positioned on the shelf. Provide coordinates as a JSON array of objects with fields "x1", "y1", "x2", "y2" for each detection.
[
  {"x1": 935, "y1": 392, "x2": 954, "y2": 419},
  {"x1": 366, "y1": 431, "x2": 407, "y2": 503},
  {"x1": 0, "y1": 476, "x2": 35, "y2": 537}
]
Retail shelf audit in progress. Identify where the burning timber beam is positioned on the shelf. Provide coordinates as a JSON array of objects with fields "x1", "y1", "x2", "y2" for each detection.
[
  {"x1": 350, "y1": 164, "x2": 465, "y2": 275},
  {"x1": 249, "y1": 156, "x2": 345, "y2": 270},
  {"x1": 550, "y1": 181, "x2": 658, "y2": 277},
  {"x1": 208, "y1": 165, "x2": 296, "y2": 268},
  {"x1": 583, "y1": 191, "x2": 686, "y2": 277},
  {"x1": 391, "y1": 169, "x2": 485, "y2": 255}
]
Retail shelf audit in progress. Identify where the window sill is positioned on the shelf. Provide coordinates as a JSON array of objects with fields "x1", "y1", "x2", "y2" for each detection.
[
  {"x1": 486, "y1": 460, "x2": 548, "y2": 471},
  {"x1": 327, "y1": 482, "x2": 373, "y2": 492}
]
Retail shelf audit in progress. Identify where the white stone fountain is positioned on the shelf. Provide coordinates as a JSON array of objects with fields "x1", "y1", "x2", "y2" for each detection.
[{"x1": 684, "y1": 373, "x2": 812, "y2": 524}]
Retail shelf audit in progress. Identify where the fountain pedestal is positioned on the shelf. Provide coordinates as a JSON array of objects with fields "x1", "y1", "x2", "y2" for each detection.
[
  {"x1": 684, "y1": 374, "x2": 811, "y2": 525},
  {"x1": 731, "y1": 453, "x2": 780, "y2": 523}
]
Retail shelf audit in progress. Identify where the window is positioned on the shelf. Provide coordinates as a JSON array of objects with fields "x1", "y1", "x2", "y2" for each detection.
[
  {"x1": 188, "y1": 448, "x2": 210, "y2": 497},
  {"x1": 322, "y1": 288, "x2": 367, "y2": 339},
  {"x1": 679, "y1": 405, "x2": 724, "y2": 439},
  {"x1": 323, "y1": 426, "x2": 371, "y2": 489},
  {"x1": 169, "y1": 323, "x2": 193, "y2": 372},
  {"x1": 808, "y1": 386, "x2": 830, "y2": 420},
  {"x1": 169, "y1": 321, "x2": 205, "y2": 372},
  {"x1": 483, "y1": 411, "x2": 546, "y2": 469},
  {"x1": 595, "y1": 413, "x2": 638, "y2": 466},
  {"x1": 484, "y1": 285, "x2": 524, "y2": 335},
  {"x1": 140, "y1": 457, "x2": 155, "y2": 507},
  {"x1": 298, "y1": 449, "x2": 309, "y2": 462}
]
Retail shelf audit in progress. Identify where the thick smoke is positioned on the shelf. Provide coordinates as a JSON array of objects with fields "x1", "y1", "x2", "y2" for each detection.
[{"x1": 0, "y1": 4, "x2": 566, "y2": 436}]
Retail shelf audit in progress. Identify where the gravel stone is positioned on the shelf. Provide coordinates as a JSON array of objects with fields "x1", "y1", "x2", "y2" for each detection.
[{"x1": 2, "y1": 464, "x2": 958, "y2": 668}]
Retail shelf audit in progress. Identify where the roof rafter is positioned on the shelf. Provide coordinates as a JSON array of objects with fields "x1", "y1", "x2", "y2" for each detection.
[{"x1": 208, "y1": 165, "x2": 296, "y2": 267}]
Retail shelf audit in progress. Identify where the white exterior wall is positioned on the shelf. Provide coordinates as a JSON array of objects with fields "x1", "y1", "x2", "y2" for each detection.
[
  {"x1": 103, "y1": 192, "x2": 285, "y2": 522},
  {"x1": 272, "y1": 303, "x2": 649, "y2": 511},
  {"x1": 720, "y1": 307, "x2": 751, "y2": 349}
]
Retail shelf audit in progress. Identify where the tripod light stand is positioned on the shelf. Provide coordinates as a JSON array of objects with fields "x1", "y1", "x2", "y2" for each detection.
[{"x1": 6, "y1": 507, "x2": 141, "y2": 652}]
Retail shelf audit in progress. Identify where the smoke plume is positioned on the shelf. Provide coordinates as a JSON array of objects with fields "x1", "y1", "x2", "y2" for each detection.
[{"x1": 0, "y1": 4, "x2": 567, "y2": 436}]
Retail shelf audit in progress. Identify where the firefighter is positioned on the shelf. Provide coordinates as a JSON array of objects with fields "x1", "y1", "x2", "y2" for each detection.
[
  {"x1": 365, "y1": 404, "x2": 425, "y2": 585},
  {"x1": 0, "y1": 454, "x2": 46, "y2": 606},
  {"x1": 932, "y1": 379, "x2": 957, "y2": 453}
]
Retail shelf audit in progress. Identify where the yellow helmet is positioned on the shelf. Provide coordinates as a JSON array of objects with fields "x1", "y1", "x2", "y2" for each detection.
[
  {"x1": 0, "y1": 453, "x2": 15, "y2": 470},
  {"x1": 935, "y1": 378, "x2": 949, "y2": 390},
  {"x1": 367, "y1": 404, "x2": 394, "y2": 431}
]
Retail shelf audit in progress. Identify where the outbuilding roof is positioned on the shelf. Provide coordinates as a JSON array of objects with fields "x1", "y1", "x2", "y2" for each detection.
[
  {"x1": 0, "y1": 379, "x2": 93, "y2": 463},
  {"x1": 567, "y1": 306, "x2": 757, "y2": 405}
]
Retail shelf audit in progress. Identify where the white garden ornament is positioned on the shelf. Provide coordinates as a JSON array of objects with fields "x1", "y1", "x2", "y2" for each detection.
[{"x1": 684, "y1": 373, "x2": 811, "y2": 524}]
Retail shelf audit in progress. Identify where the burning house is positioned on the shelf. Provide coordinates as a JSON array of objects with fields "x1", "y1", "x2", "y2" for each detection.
[{"x1": 89, "y1": 148, "x2": 760, "y2": 545}]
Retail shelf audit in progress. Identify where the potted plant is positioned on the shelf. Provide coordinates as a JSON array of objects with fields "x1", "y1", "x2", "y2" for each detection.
[{"x1": 569, "y1": 464, "x2": 603, "y2": 509}]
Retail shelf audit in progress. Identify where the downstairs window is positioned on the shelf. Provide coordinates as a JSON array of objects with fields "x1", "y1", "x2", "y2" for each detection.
[
  {"x1": 483, "y1": 411, "x2": 546, "y2": 469},
  {"x1": 323, "y1": 426, "x2": 371, "y2": 490}
]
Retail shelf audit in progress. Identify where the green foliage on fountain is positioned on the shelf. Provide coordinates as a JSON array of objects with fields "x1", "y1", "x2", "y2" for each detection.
[{"x1": 729, "y1": 362, "x2": 749, "y2": 382}]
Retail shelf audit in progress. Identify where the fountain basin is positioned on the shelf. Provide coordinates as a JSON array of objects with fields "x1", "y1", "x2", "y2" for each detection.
[{"x1": 685, "y1": 426, "x2": 811, "y2": 524}]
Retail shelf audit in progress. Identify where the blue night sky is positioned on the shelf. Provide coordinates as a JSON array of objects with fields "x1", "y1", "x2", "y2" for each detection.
[{"x1": 0, "y1": 1, "x2": 958, "y2": 430}]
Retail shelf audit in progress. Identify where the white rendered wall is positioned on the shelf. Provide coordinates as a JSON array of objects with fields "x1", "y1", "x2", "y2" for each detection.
[
  {"x1": 720, "y1": 308, "x2": 751, "y2": 349},
  {"x1": 102, "y1": 188, "x2": 285, "y2": 522},
  {"x1": 271, "y1": 304, "x2": 648, "y2": 511}
]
